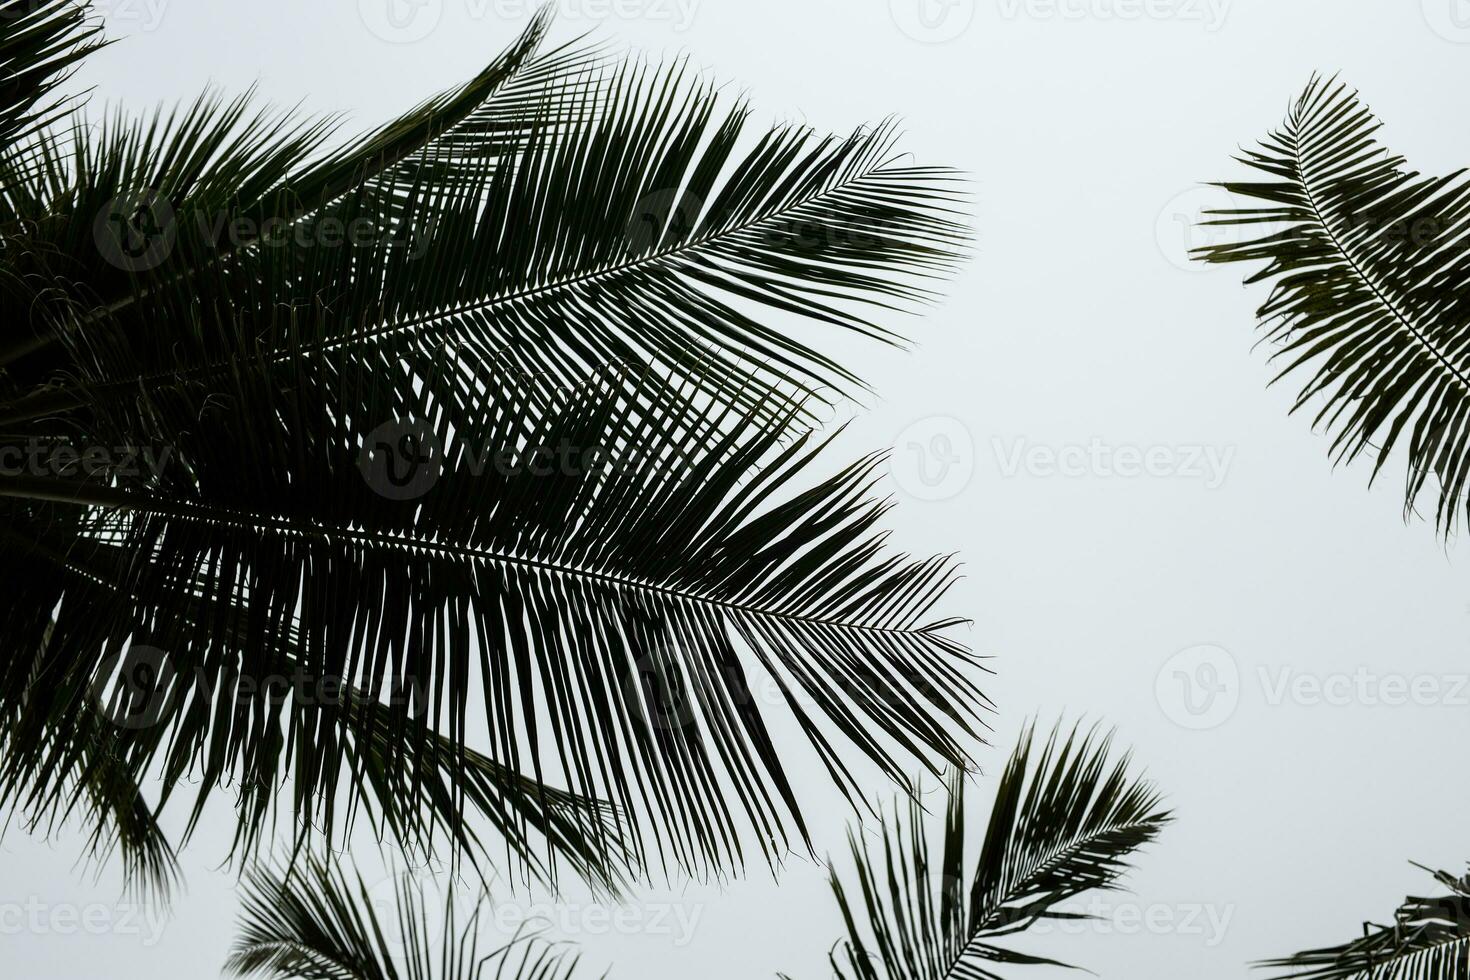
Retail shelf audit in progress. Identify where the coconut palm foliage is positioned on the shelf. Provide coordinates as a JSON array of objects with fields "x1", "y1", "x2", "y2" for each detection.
[
  {"x1": 0, "y1": 1, "x2": 980, "y2": 894},
  {"x1": 1260, "y1": 865, "x2": 1470, "y2": 979},
  {"x1": 227, "y1": 854, "x2": 587, "y2": 980},
  {"x1": 806, "y1": 721, "x2": 1169, "y2": 980},
  {"x1": 1194, "y1": 76, "x2": 1470, "y2": 535},
  {"x1": 0, "y1": 0, "x2": 103, "y2": 150}
]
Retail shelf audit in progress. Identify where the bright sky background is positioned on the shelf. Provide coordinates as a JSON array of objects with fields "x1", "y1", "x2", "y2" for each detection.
[{"x1": 9, "y1": 0, "x2": 1470, "y2": 976}]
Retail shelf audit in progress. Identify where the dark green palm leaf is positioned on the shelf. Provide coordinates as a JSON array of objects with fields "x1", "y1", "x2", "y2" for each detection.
[
  {"x1": 0, "y1": 0, "x2": 104, "y2": 150},
  {"x1": 0, "y1": 7, "x2": 587, "y2": 371},
  {"x1": 815, "y1": 721, "x2": 1169, "y2": 980},
  {"x1": 1260, "y1": 865, "x2": 1470, "y2": 979},
  {"x1": 5, "y1": 26, "x2": 965, "y2": 425},
  {"x1": 0, "y1": 350, "x2": 987, "y2": 883},
  {"x1": 0, "y1": 629, "x2": 181, "y2": 902},
  {"x1": 227, "y1": 853, "x2": 587, "y2": 980},
  {"x1": 0, "y1": 515, "x2": 627, "y2": 896},
  {"x1": 1195, "y1": 75, "x2": 1470, "y2": 534}
]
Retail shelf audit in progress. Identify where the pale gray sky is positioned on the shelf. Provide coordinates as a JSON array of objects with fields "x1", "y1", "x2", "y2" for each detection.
[{"x1": 9, "y1": 0, "x2": 1470, "y2": 976}]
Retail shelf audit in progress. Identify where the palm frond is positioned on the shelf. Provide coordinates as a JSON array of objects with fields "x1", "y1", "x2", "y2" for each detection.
[
  {"x1": 12, "y1": 36, "x2": 966, "y2": 427},
  {"x1": 0, "y1": 0, "x2": 105, "y2": 149},
  {"x1": 818, "y1": 720, "x2": 1170, "y2": 980},
  {"x1": 0, "y1": 640, "x2": 181, "y2": 903},
  {"x1": 0, "y1": 7, "x2": 592, "y2": 370},
  {"x1": 1259, "y1": 865, "x2": 1470, "y2": 980},
  {"x1": 226, "y1": 853, "x2": 586, "y2": 980},
  {"x1": 0, "y1": 529, "x2": 182, "y2": 901},
  {"x1": 0, "y1": 352, "x2": 987, "y2": 883},
  {"x1": 1195, "y1": 76, "x2": 1470, "y2": 534},
  {"x1": 0, "y1": 518, "x2": 630, "y2": 896}
]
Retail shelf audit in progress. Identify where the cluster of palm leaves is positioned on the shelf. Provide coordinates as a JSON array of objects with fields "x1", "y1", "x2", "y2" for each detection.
[
  {"x1": 226, "y1": 723, "x2": 1171, "y2": 980},
  {"x1": 1199, "y1": 77, "x2": 1470, "y2": 979},
  {"x1": 1, "y1": 0, "x2": 982, "y2": 886},
  {"x1": 1259, "y1": 866, "x2": 1470, "y2": 980},
  {"x1": 0, "y1": 0, "x2": 1186, "y2": 976}
]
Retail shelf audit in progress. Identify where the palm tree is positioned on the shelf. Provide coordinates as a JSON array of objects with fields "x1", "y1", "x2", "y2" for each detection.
[
  {"x1": 1259, "y1": 865, "x2": 1470, "y2": 979},
  {"x1": 0, "y1": 0, "x2": 984, "y2": 897},
  {"x1": 1194, "y1": 76, "x2": 1470, "y2": 535},
  {"x1": 793, "y1": 721, "x2": 1170, "y2": 980}
]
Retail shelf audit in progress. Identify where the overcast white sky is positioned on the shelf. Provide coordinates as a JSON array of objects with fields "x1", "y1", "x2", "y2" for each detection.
[{"x1": 9, "y1": 0, "x2": 1470, "y2": 977}]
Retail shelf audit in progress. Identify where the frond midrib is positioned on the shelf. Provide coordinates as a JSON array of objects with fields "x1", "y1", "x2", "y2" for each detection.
[
  {"x1": 1287, "y1": 106, "x2": 1470, "y2": 398},
  {"x1": 13, "y1": 482, "x2": 942, "y2": 640},
  {"x1": 227, "y1": 938, "x2": 370, "y2": 980},
  {"x1": 246, "y1": 163, "x2": 912, "y2": 367},
  {"x1": 940, "y1": 812, "x2": 1161, "y2": 979},
  {"x1": 46, "y1": 162, "x2": 912, "y2": 403}
]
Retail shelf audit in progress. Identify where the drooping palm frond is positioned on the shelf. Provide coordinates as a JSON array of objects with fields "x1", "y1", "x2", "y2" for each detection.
[
  {"x1": 226, "y1": 854, "x2": 586, "y2": 980},
  {"x1": 1260, "y1": 865, "x2": 1470, "y2": 980},
  {"x1": 0, "y1": 625, "x2": 181, "y2": 903},
  {"x1": 1195, "y1": 76, "x2": 1470, "y2": 534},
  {"x1": 0, "y1": 349, "x2": 988, "y2": 885},
  {"x1": 0, "y1": 483, "x2": 630, "y2": 897},
  {"x1": 0, "y1": 0, "x2": 105, "y2": 150},
  {"x1": 812, "y1": 721, "x2": 1169, "y2": 980}
]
